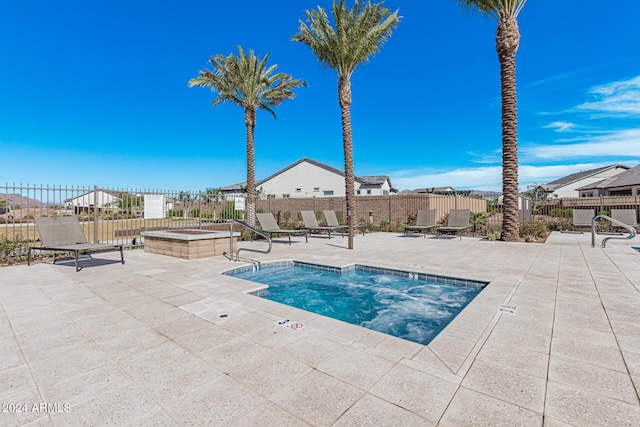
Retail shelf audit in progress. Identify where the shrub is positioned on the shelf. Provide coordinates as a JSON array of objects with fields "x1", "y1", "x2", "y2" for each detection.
[
  {"x1": 220, "y1": 202, "x2": 240, "y2": 219},
  {"x1": 520, "y1": 220, "x2": 548, "y2": 241},
  {"x1": 549, "y1": 208, "x2": 564, "y2": 217},
  {"x1": 0, "y1": 236, "x2": 30, "y2": 265}
]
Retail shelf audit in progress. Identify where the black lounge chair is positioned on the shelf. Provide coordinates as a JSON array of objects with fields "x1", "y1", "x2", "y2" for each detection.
[
  {"x1": 436, "y1": 209, "x2": 471, "y2": 240},
  {"x1": 404, "y1": 209, "x2": 436, "y2": 238}
]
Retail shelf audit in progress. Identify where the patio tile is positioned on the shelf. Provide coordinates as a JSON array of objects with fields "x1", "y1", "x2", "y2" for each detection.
[
  {"x1": 548, "y1": 357, "x2": 638, "y2": 404},
  {"x1": 0, "y1": 365, "x2": 36, "y2": 400},
  {"x1": 52, "y1": 384, "x2": 161, "y2": 426},
  {"x1": 440, "y1": 386, "x2": 542, "y2": 427},
  {"x1": 199, "y1": 336, "x2": 272, "y2": 373},
  {"x1": 270, "y1": 370, "x2": 363, "y2": 426},
  {"x1": 153, "y1": 313, "x2": 212, "y2": 339},
  {"x1": 29, "y1": 344, "x2": 112, "y2": 386},
  {"x1": 475, "y1": 339, "x2": 549, "y2": 379},
  {"x1": 172, "y1": 324, "x2": 236, "y2": 354},
  {"x1": 136, "y1": 356, "x2": 223, "y2": 405},
  {"x1": 39, "y1": 362, "x2": 133, "y2": 406},
  {"x1": 369, "y1": 364, "x2": 457, "y2": 423},
  {"x1": 461, "y1": 359, "x2": 546, "y2": 413},
  {"x1": 228, "y1": 400, "x2": 311, "y2": 426},
  {"x1": 551, "y1": 336, "x2": 628, "y2": 372},
  {"x1": 166, "y1": 375, "x2": 264, "y2": 426},
  {"x1": 230, "y1": 352, "x2": 312, "y2": 396},
  {"x1": 316, "y1": 346, "x2": 395, "y2": 390},
  {"x1": 281, "y1": 333, "x2": 347, "y2": 367},
  {"x1": 117, "y1": 341, "x2": 190, "y2": 380},
  {"x1": 545, "y1": 381, "x2": 640, "y2": 427},
  {"x1": 333, "y1": 394, "x2": 429, "y2": 426}
]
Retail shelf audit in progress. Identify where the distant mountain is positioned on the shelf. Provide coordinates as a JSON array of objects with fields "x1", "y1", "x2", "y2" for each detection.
[{"x1": 0, "y1": 193, "x2": 45, "y2": 208}]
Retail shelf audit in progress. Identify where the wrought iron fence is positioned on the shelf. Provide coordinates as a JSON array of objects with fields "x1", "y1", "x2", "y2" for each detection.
[{"x1": 2, "y1": 182, "x2": 638, "y2": 249}]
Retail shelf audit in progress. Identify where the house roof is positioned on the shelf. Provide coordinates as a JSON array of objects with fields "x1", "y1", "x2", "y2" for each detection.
[
  {"x1": 575, "y1": 164, "x2": 640, "y2": 191},
  {"x1": 221, "y1": 158, "x2": 393, "y2": 190},
  {"x1": 543, "y1": 164, "x2": 630, "y2": 190}
]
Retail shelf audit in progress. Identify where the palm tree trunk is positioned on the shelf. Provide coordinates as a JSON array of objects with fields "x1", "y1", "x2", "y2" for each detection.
[
  {"x1": 245, "y1": 108, "x2": 257, "y2": 227},
  {"x1": 497, "y1": 17, "x2": 520, "y2": 242},
  {"x1": 339, "y1": 77, "x2": 355, "y2": 249}
]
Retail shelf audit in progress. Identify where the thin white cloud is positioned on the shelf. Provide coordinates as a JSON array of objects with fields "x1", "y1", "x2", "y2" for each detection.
[
  {"x1": 391, "y1": 160, "x2": 640, "y2": 192},
  {"x1": 577, "y1": 75, "x2": 640, "y2": 116},
  {"x1": 543, "y1": 121, "x2": 577, "y2": 132},
  {"x1": 522, "y1": 128, "x2": 640, "y2": 161}
]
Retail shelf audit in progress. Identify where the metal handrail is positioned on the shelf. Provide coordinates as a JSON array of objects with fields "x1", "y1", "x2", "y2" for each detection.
[
  {"x1": 224, "y1": 219, "x2": 272, "y2": 261},
  {"x1": 592, "y1": 214, "x2": 637, "y2": 248}
]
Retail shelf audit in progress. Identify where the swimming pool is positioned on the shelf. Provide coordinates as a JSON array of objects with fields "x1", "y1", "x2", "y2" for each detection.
[{"x1": 224, "y1": 261, "x2": 487, "y2": 345}]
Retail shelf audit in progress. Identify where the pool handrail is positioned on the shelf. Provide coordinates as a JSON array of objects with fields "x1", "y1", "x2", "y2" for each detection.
[
  {"x1": 591, "y1": 214, "x2": 636, "y2": 248},
  {"x1": 226, "y1": 219, "x2": 272, "y2": 261}
]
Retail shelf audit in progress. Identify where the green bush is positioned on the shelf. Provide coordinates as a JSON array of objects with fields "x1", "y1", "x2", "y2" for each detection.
[
  {"x1": 168, "y1": 209, "x2": 183, "y2": 217},
  {"x1": 0, "y1": 236, "x2": 30, "y2": 265},
  {"x1": 520, "y1": 220, "x2": 548, "y2": 241},
  {"x1": 549, "y1": 208, "x2": 564, "y2": 217},
  {"x1": 220, "y1": 202, "x2": 241, "y2": 219}
]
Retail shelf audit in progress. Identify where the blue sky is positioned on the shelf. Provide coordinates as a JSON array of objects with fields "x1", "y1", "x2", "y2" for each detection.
[{"x1": 2, "y1": 0, "x2": 639, "y2": 192}]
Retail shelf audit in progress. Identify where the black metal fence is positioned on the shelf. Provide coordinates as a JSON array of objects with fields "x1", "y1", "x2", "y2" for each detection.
[{"x1": 1, "y1": 182, "x2": 638, "y2": 248}]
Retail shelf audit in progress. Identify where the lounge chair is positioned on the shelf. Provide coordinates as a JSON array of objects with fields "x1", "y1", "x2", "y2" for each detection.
[
  {"x1": 404, "y1": 209, "x2": 436, "y2": 238},
  {"x1": 611, "y1": 209, "x2": 638, "y2": 228},
  {"x1": 323, "y1": 210, "x2": 365, "y2": 236},
  {"x1": 301, "y1": 210, "x2": 345, "y2": 239},
  {"x1": 572, "y1": 209, "x2": 594, "y2": 228},
  {"x1": 256, "y1": 212, "x2": 308, "y2": 245},
  {"x1": 28, "y1": 216, "x2": 125, "y2": 272},
  {"x1": 436, "y1": 209, "x2": 471, "y2": 240}
]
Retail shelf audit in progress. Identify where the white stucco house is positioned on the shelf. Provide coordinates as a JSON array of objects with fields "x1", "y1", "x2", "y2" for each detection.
[
  {"x1": 65, "y1": 190, "x2": 123, "y2": 212},
  {"x1": 220, "y1": 158, "x2": 396, "y2": 198},
  {"x1": 542, "y1": 164, "x2": 630, "y2": 198}
]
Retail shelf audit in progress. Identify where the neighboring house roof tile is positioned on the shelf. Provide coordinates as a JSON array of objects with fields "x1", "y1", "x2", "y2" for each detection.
[
  {"x1": 575, "y1": 164, "x2": 640, "y2": 190},
  {"x1": 543, "y1": 164, "x2": 630, "y2": 190}
]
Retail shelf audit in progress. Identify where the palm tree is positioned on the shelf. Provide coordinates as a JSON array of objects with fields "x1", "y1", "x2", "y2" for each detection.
[
  {"x1": 456, "y1": 0, "x2": 527, "y2": 242},
  {"x1": 293, "y1": 0, "x2": 400, "y2": 249},
  {"x1": 189, "y1": 46, "x2": 306, "y2": 226}
]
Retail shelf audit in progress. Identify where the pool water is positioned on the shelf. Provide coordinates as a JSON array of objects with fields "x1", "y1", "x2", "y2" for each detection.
[{"x1": 226, "y1": 262, "x2": 486, "y2": 345}]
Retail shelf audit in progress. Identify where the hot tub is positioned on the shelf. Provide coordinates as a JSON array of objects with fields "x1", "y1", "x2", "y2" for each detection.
[{"x1": 140, "y1": 229, "x2": 239, "y2": 259}]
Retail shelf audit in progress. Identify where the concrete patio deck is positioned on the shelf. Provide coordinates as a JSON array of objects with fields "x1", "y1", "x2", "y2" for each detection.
[{"x1": 1, "y1": 231, "x2": 639, "y2": 426}]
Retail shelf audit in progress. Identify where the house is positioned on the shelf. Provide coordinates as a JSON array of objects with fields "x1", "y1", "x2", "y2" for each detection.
[
  {"x1": 575, "y1": 164, "x2": 640, "y2": 197},
  {"x1": 542, "y1": 164, "x2": 630, "y2": 198},
  {"x1": 66, "y1": 190, "x2": 129, "y2": 213},
  {"x1": 220, "y1": 158, "x2": 396, "y2": 198}
]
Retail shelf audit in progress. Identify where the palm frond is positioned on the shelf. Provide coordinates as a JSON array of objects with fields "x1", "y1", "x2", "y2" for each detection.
[
  {"x1": 293, "y1": 0, "x2": 400, "y2": 79},
  {"x1": 188, "y1": 46, "x2": 307, "y2": 118},
  {"x1": 455, "y1": 0, "x2": 527, "y2": 21}
]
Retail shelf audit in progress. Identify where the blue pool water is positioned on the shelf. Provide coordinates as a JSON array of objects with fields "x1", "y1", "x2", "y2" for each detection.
[{"x1": 225, "y1": 262, "x2": 486, "y2": 345}]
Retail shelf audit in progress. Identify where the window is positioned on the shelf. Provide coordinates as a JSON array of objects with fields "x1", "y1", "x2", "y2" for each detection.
[
  {"x1": 282, "y1": 194, "x2": 290, "y2": 198},
  {"x1": 366, "y1": 190, "x2": 372, "y2": 195},
  {"x1": 323, "y1": 191, "x2": 334, "y2": 196},
  {"x1": 356, "y1": 190, "x2": 361, "y2": 195},
  {"x1": 295, "y1": 188, "x2": 302, "y2": 192},
  {"x1": 313, "y1": 187, "x2": 320, "y2": 191}
]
